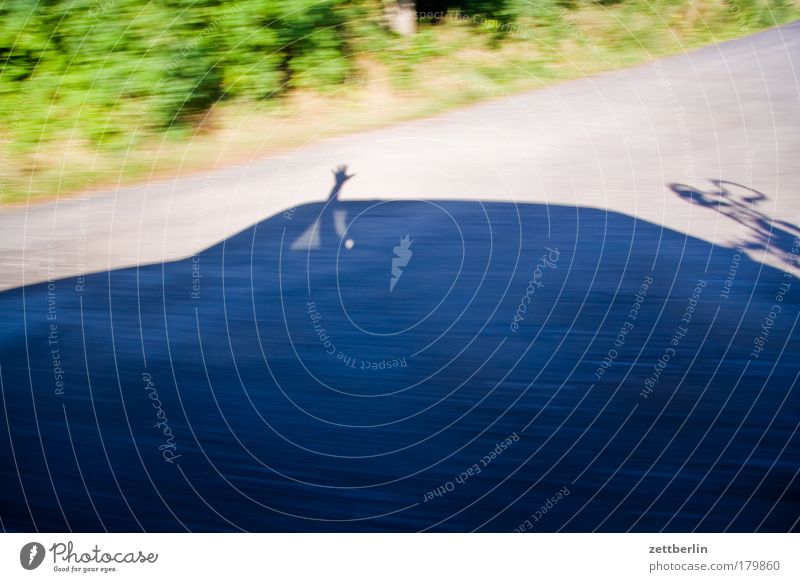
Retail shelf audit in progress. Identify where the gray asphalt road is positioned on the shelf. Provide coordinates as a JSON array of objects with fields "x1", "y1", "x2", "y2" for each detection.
[{"x1": 1, "y1": 22, "x2": 799, "y2": 290}]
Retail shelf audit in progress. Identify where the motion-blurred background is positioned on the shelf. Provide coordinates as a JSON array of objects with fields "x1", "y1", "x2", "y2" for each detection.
[
  {"x1": 1, "y1": 1, "x2": 799, "y2": 534},
  {"x1": 2, "y1": 0, "x2": 797, "y2": 204}
]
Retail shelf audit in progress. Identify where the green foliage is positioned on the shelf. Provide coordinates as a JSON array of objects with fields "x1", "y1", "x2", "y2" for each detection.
[
  {"x1": 726, "y1": 0, "x2": 793, "y2": 28},
  {"x1": 417, "y1": 0, "x2": 516, "y2": 22},
  {"x1": 0, "y1": 0, "x2": 797, "y2": 159}
]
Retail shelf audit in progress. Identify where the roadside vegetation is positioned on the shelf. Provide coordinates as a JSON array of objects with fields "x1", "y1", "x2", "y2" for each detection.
[{"x1": 1, "y1": 0, "x2": 797, "y2": 204}]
